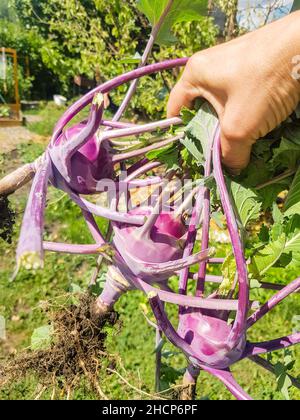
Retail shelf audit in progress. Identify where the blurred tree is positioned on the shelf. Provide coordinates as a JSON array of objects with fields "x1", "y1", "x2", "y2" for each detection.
[{"x1": 9, "y1": 0, "x2": 218, "y2": 117}]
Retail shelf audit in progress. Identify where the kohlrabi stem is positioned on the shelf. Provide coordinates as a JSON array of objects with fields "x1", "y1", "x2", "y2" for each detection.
[
  {"x1": 101, "y1": 120, "x2": 136, "y2": 129},
  {"x1": 124, "y1": 161, "x2": 162, "y2": 182},
  {"x1": 81, "y1": 209, "x2": 105, "y2": 244},
  {"x1": 200, "y1": 367, "x2": 253, "y2": 401},
  {"x1": 128, "y1": 248, "x2": 214, "y2": 276},
  {"x1": 138, "y1": 186, "x2": 174, "y2": 238},
  {"x1": 247, "y1": 277, "x2": 300, "y2": 329},
  {"x1": 208, "y1": 258, "x2": 225, "y2": 264},
  {"x1": 16, "y1": 154, "x2": 51, "y2": 270},
  {"x1": 62, "y1": 94, "x2": 104, "y2": 157},
  {"x1": 213, "y1": 129, "x2": 249, "y2": 347},
  {"x1": 50, "y1": 58, "x2": 188, "y2": 146},
  {"x1": 112, "y1": 135, "x2": 182, "y2": 164},
  {"x1": 155, "y1": 315, "x2": 164, "y2": 393},
  {"x1": 101, "y1": 117, "x2": 182, "y2": 142},
  {"x1": 178, "y1": 193, "x2": 204, "y2": 300},
  {"x1": 89, "y1": 224, "x2": 113, "y2": 288},
  {"x1": 118, "y1": 264, "x2": 256, "y2": 312},
  {"x1": 50, "y1": 94, "x2": 104, "y2": 183},
  {"x1": 112, "y1": 0, "x2": 175, "y2": 122},
  {"x1": 174, "y1": 186, "x2": 199, "y2": 218},
  {"x1": 243, "y1": 332, "x2": 300, "y2": 357},
  {"x1": 127, "y1": 158, "x2": 149, "y2": 176},
  {"x1": 196, "y1": 143, "x2": 214, "y2": 297},
  {"x1": 56, "y1": 178, "x2": 146, "y2": 225},
  {"x1": 43, "y1": 242, "x2": 109, "y2": 255}
]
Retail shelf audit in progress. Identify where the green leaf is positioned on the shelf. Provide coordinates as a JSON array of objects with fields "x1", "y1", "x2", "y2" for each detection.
[
  {"x1": 180, "y1": 106, "x2": 197, "y2": 125},
  {"x1": 228, "y1": 181, "x2": 262, "y2": 227},
  {"x1": 181, "y1": 100, "x2": 218, "y2": 165},
  {"x1": 137, "y1": 0, "x2": 208, "y2": 45},
  {"x1": 272, "y1": 203, "x2": 283, "y2": 224},
  {"x1": 270, "y1": 137, "x2": 300, "y2": 169},
  {"x1": 284, "y1": 168, "x2": 300, "y2": 216},
  {"x1": 251, "y1": 234, "x2": 286, "y2": 276},
  {"x1": 219, "y1": 254, "x2": 236, "y2": 296},
  {"x1": 69, "y1": 283, "x2": 83, "y2": 294},
  {"x1": 180, "y1": 135, "x2": 204, "y2": 163},
  {"x1": 291, "y1": 0, "x2": 300, "y2": 12},
  {"x1": 31, "y1": 324, "x2": 54, "y2": 351},
  {"x1": 250, "y1": 279, "x2": 262, "y2": 290},
  {"x1": 276, "y1": 371, "x2": 292, "y2": 400},
  {"x1": 146, "y1": 144, "x2": 179, "y2": 170},
  {"x1": 284, "y1": 214, "x2": 300, "y2": 253}
]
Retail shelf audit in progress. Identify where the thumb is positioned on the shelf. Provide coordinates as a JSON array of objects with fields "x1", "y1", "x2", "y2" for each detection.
[{"x1": 167, "y1": 78, "x2": 203, "y2": 118}]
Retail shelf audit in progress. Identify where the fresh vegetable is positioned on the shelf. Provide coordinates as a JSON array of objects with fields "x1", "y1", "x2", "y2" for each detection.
[{"x1": 1, "y1": 1, "x2": 299, "y2": 401}]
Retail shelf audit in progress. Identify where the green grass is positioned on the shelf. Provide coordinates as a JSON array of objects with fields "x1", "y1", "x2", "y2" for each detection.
[{"x1": 0, "y1": 143, "x2": 299, "y2": 400}]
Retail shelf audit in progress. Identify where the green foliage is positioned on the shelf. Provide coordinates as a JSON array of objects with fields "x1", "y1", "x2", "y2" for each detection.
[
  {"x1": 0, "y1": 105, "x2": 10, "y2": 117},
  {"x1": 138, "y1": 0, "x2": 208, "y2": 45},
  {"x1": 228, "y1": 181, "x2": 261, "y2": 228},
  {"x1": 285, "y1": 167, "x2": 300, "y2": 216},
  {"x1": 9, "y1": 0, "x2": 217, "y2": 116},
  {"x1": 0, "y1": 20, "x2": 59, "y2": 100},
  {"x1": 291, "y1": 0, "x2": 300, "y2": 12},
  {"x1": 179, "y1": 101, "x2": 300, "y2": 284},
  {"x1": 180, "y1": 100, "x2": 218, "y2": 169}
]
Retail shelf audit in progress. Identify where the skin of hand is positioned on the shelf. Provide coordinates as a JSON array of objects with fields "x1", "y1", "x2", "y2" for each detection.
[{"x1": 167, "y1": 11, "x2": 300, "y2": 172}]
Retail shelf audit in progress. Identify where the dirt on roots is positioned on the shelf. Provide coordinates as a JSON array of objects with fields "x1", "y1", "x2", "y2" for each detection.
[
  {"x1": 0, "y1": 294, "x2": 118, "y2": 397},
  {"x1": 0, "y1": 196, "x2": 15, "y2": 244}
]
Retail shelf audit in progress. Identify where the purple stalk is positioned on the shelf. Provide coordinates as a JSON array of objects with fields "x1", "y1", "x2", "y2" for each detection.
[
  {"x1": 55, "y1": 178, "x2": 146, "y2": 225},
  {"x1": 101, "y1": 117, "x2": 182, "y2": 142},
  {"x1": 155, "y1": 309, "x2": 164, "y2": 393},
  {"x1": 196, "y1": 144, "x2": 214, "y2": 296},
  {"x1": 43, "y1": 242, "x2": 108, "y2": 255},
  {"x1": 213, "y1": 129, "x2": 249, "y2": 347},
  {"x1": 120, "y1": 265, "x2": 257, "y2": 312},
  {"x1": 112, "y1": 0, "x2": 175, "y2": 122},
  {"x1": 243, "y1": 333, "x2": 300, "y2": 357},
  {"x1": 16, "y1": 154, "x2": 51, "y2": 270},
  {"x1": 50, "y1": 58, "x2": 188, "y2": 146},
  {"x1": 112, "y1": 135, "x2": 182, "y2": 164},
  {"x1": 247, "y1": 277, "x2": 300, "y2": 329},
  {"x1": 208, "y1": 258, "x2": 225, "y2": 264},
  {"x1": 81, "y1": 209, "x2": 105, "y2": 244},
  {"x1": 190, "y1": 273, "x2": 223, "y2": 283},
  {"x1": 122, "y1": 177, "x2": 162, "y2": 188},
  {"x1": 126, "y1": 247, "x2": 214, "y2": 277},
  {"x1": 200, "y1": 367, "x2": 253, "y2": 400},
  {"x1": 243, "y1": 332, "x2": 300, "y2": 358},
  {"x1": 124, "y1": 161, "x2": 162, "y2": 182},
  {"x1": 101, "y1": 120, "x2": 136, "y2": 129},
  {"x1": 178, "y1": 193, "x2": 203, "y2": 298},
  {"x1": 126, "y1": 158, "x2": 149, "y2": 176}
]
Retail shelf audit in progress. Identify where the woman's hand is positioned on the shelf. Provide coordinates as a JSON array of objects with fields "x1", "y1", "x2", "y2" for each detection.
[{"x1": 167, "y1": 12, "x2": 300, "y2": 172}]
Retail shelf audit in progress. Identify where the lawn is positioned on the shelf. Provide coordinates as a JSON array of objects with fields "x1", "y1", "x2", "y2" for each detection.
[{"x1": 0, "y1": 105, "x2": 299, "y2": 400}]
